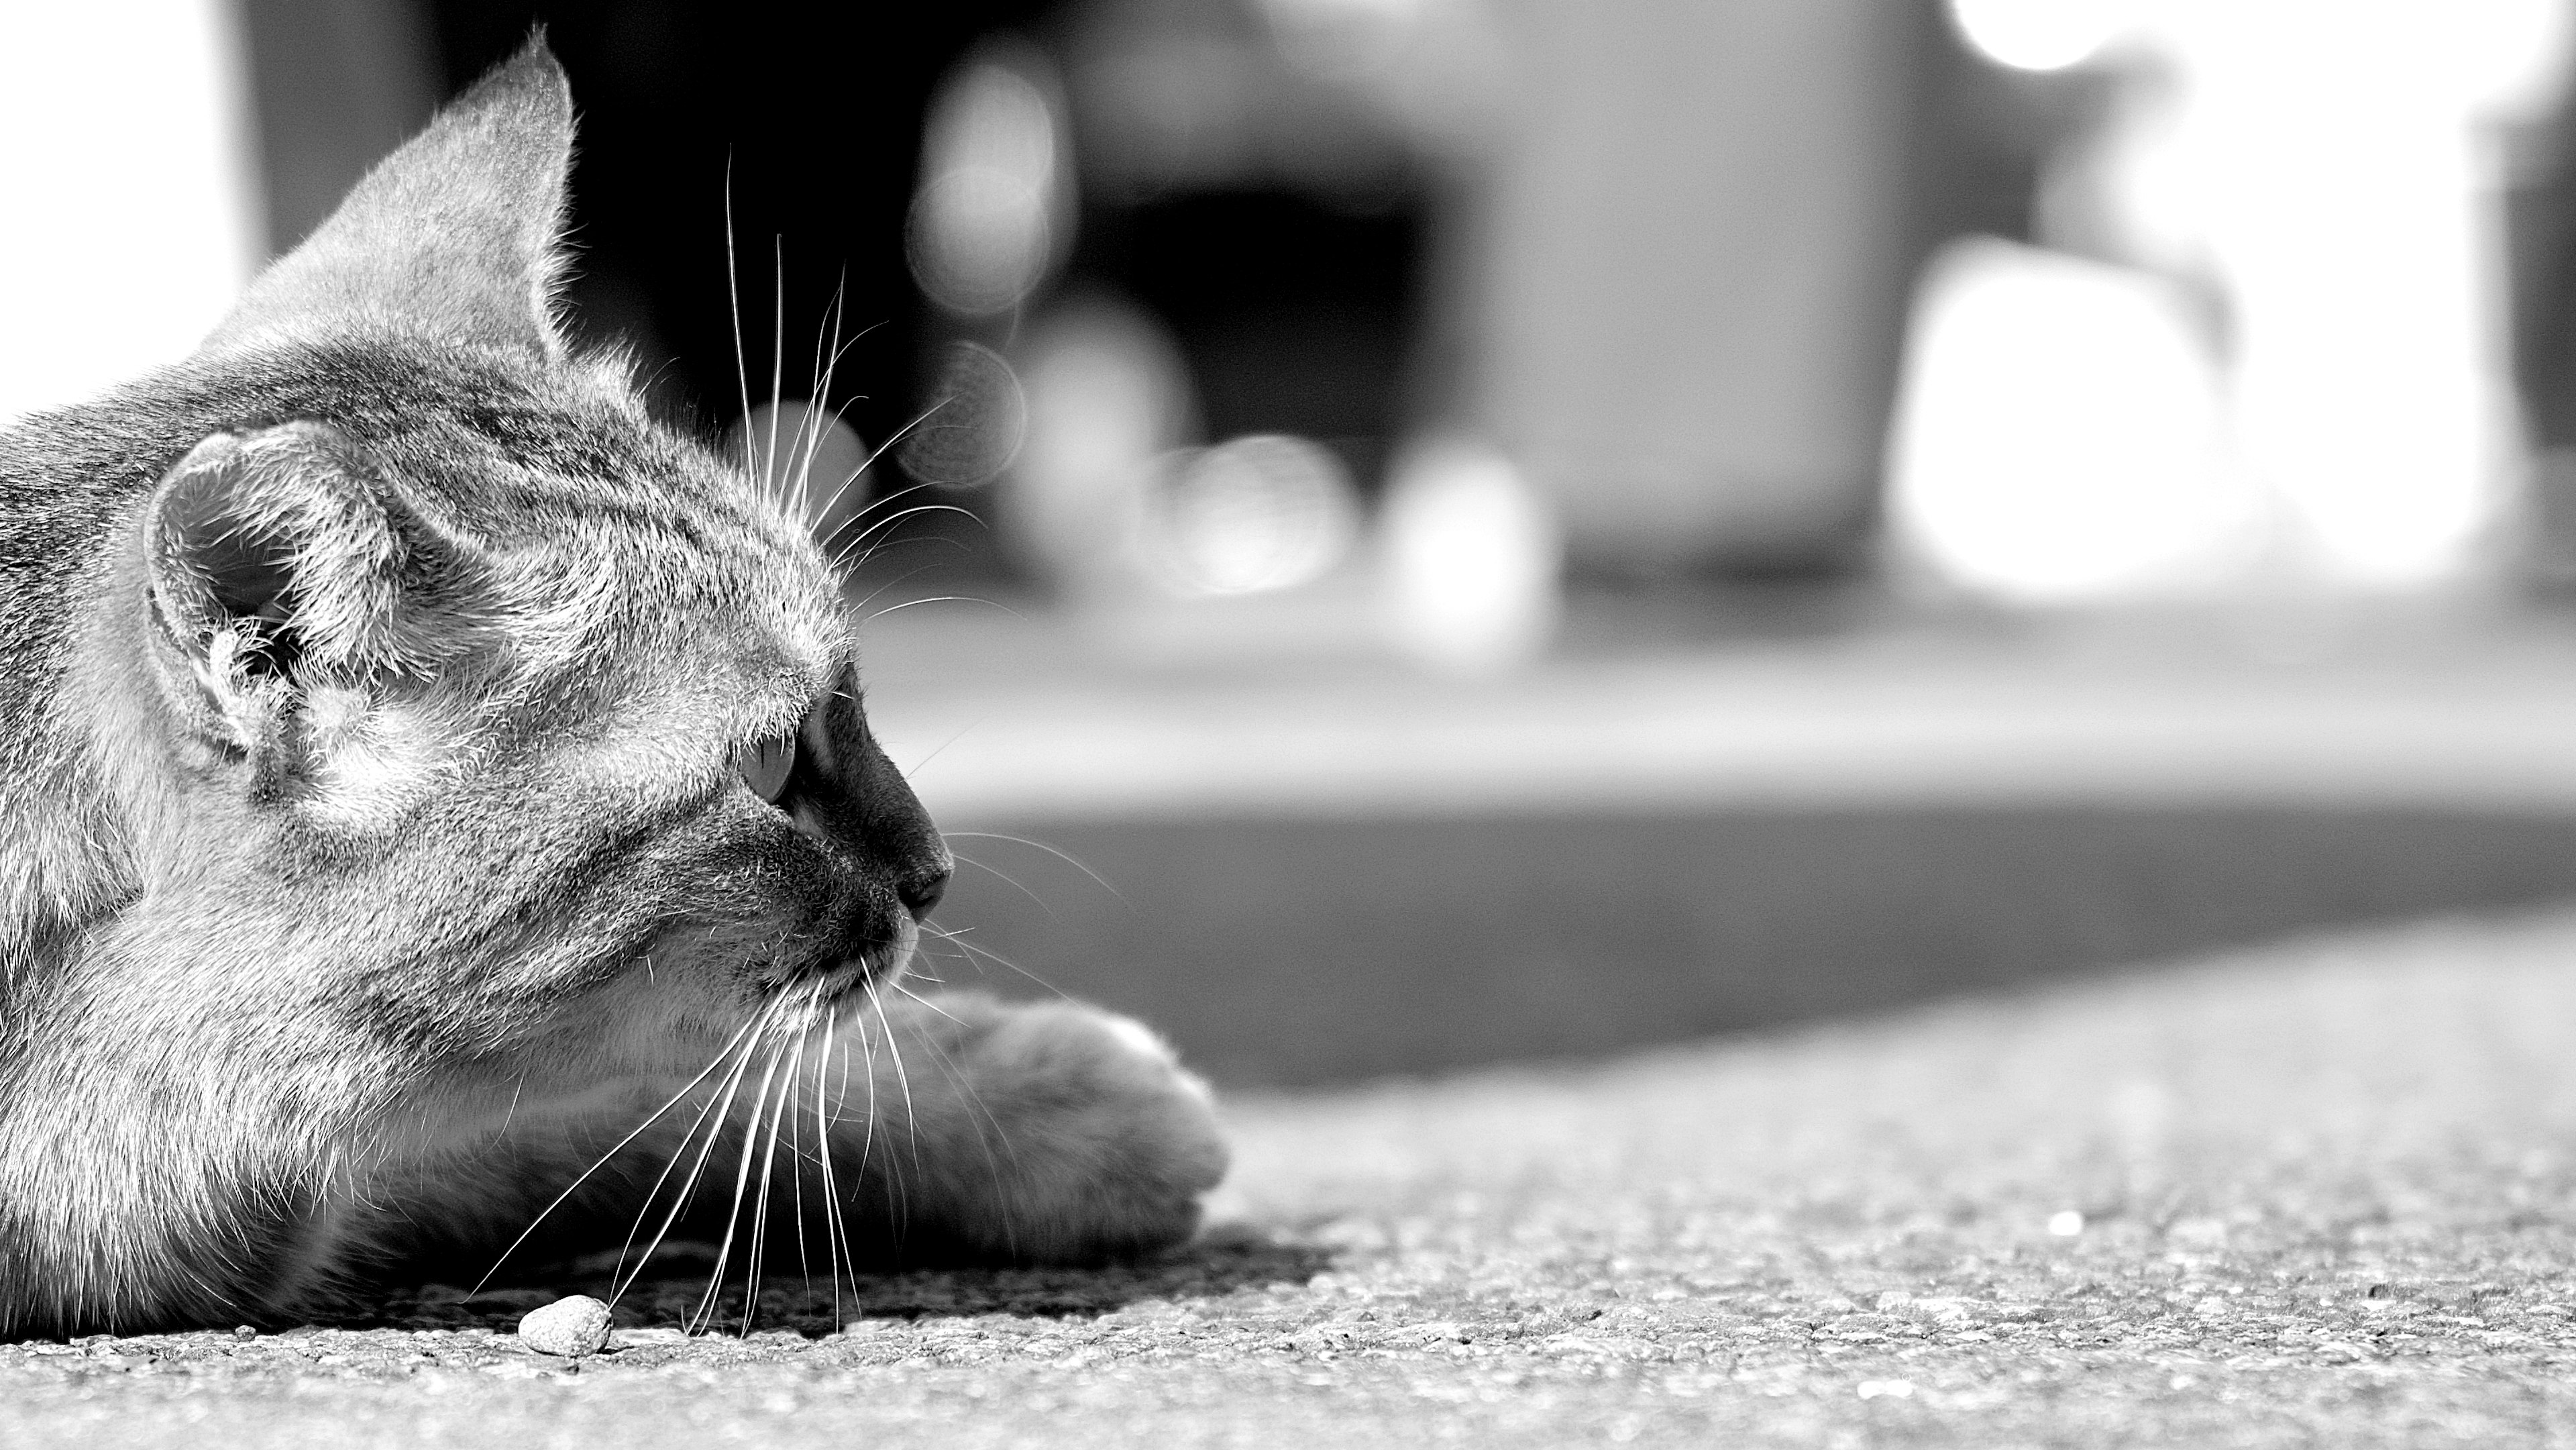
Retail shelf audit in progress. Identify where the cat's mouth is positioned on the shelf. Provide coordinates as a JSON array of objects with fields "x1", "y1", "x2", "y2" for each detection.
[{"x1": 745, "y1": 918, "x2": 917, "y2": 1009}]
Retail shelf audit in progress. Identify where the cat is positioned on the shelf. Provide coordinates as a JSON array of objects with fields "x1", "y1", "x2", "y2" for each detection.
[{"x1": 0, "y1": 39, "x2": 1227, "y2": 1337}]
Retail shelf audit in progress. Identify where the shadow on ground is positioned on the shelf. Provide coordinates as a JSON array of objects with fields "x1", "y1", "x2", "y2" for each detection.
[{"x1": 332, "y1": 1229, "x2": 1336, "y2": 1337}]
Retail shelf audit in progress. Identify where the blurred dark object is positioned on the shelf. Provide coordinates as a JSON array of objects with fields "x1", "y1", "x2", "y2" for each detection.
[
  {"x1": 2508, "y1": 66, "x2": 2576, "y2": 588},
  {"x1": 238, "y1": 1, "x2": 1054, "y2": 456}
]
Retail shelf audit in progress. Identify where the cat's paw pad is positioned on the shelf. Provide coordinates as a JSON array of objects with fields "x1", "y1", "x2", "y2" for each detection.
[{"x1": 954, "y1": 1002, "x2": 1228, "y2": 1263}]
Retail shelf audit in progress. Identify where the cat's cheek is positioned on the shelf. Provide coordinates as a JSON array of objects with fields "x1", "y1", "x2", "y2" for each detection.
[{"x1": 294, "y1": 692, "x2": 467, "y2": 831}]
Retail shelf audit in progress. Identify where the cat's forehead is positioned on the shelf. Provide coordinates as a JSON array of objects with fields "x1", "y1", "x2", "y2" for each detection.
[
  {"x1": 391, "y1": 384, "x2": 853, "y2": 721},
  {"x1": 551, "y1": 462, "x2": 846, "y2": 690}
]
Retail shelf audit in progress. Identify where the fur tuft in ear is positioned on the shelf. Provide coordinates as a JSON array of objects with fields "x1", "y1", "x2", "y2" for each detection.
[
  {"x1": 206, "y1": 35, "x2": 574, "y2": 360},
  {"x1": 142, "y1": 425, "x2": 458, "y2": 758}
]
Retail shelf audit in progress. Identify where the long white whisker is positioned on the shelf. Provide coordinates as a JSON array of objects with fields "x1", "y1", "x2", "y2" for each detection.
[
  {"x1": 888, "y1": 980, "x2": 969, "y2": 1027},
  {"x1": 470, "y1": 1013, "x2": 763, "y2": 1294},
  {"x1": 815, "y1": 476, "x2": 944, "y2": 554},
  {"x1": 765, "y1": 237, "x2": 786, "y2": 509},
  {"x1": 865, "y1": 594, "x2": 1000, "y2": 624},
  {"x1": 888, "y1": 1003, "x2": 1018, "y2": 1259},
  {"x1": 924, "y1": 923, "x2": 1073, "y2": 1001},
  {"x1": 610, "y1": 1002, "x2": 775, "y2": 1308},
  {"x1": 692, "y1": 1032, "x2": 790, "y2": 1333},
  {"x1": 742, "y1": 1022, "x2": 806, "y2": 1335},
  {"x1": 795, "y1": 280, "x2": 853, "y2": 523},
  {"x1": 813, "y1": 1009, "x2": 852, "y2": 1329},
  {"x1": 786, "y1": 1020, "x2": 816, "y2": 1308},
  {"x1": 865, "y1": 986, "x2": 922, "y2": 1190},
  {"x1": 941, "y1": 831, "x2": 1129, "y2": 905},
  {"x1": 904, "y1": 721, "x2": 987, "y2": 782},
  {"x1": 943, "y1": 849, "x2": 1053, "y2": 915},
  {"x1": 828, "y1": 504, "x2": 987, "y2": 577},
  {"x1": 724, "y1": 158, "x2": 755, "y2": 474}
]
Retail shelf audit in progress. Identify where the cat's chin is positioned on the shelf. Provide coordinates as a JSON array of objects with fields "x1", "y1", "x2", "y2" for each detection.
[{"x1": 741, "y1": 917, "x2": 920, "y2": 1020}]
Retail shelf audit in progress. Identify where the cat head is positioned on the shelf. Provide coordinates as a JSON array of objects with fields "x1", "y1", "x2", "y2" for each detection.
[{"x1": 58, "y1": 41, "x2": 948, "y2": 1092}]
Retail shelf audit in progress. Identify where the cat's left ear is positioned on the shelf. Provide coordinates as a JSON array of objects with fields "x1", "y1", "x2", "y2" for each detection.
[
  {"x1": 138, "y1": 424, "x2": 462, "y2": 766},
  {"x1": 206, "y1": 36, "x2": 574, "y2": 361}
]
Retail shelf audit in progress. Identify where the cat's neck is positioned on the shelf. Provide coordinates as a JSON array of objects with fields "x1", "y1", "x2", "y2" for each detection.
[
  {"x1": 0, "y1": 939, "x2": 390, "y2": 1332},
  {"x1": 0, "y1": 530, "x2": 152, "y2": 986}
]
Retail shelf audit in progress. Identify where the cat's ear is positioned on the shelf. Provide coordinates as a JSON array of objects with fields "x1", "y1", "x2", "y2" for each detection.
[
  {"x1": 207, "y1": 36, "x2": 574, "y2": 361},
  {"x1": 140, "y1": 424, "x2": 453, "y2": 762}
]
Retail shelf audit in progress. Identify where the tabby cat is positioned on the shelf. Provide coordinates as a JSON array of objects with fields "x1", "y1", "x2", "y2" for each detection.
[{"x1": 0, "y1": 42, "x2": 1226, "y2": 1336}]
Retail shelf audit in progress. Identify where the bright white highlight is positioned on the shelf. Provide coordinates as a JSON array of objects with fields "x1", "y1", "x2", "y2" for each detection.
[
  {"x1": 0, "y1": 1, "x2": 264, "y2": 425},
  {"x1": 1889, "y1": 240, "x2": 2248, "y2": 603},
  {"x1": 1900, "y1": 0, "x2": 2573, "y2": 599},
  {"x1": 1379, "y1": 437, "x2": 1562, "y2": 674},
  {"x1": 2168, "y1": 0, "x2": 2563, "y2": 586},
  {"x1": 1949, "y1": 0, "x2": 2134, "y2": 71},
  {"x1": 1150, "y1": 434, "x2": 1362, "y2": 597}
]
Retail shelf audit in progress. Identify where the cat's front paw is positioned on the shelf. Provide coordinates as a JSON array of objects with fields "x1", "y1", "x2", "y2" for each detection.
[{"x1": 902, "y1": 997, "x2": 1229, "y2": 1265}]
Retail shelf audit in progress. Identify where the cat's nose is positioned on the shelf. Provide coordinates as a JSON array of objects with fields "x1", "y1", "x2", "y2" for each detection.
[{"x1": 899, "y1": 866, "x2": 949, "y2": 921}]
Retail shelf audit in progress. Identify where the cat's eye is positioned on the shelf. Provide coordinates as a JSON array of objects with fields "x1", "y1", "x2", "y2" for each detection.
[{"x1": 732, "y1": 733, "x2": 796, "y2": 806}]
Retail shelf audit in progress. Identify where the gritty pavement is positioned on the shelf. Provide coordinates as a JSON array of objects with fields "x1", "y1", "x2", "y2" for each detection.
[{"x1": 16, "y1": 909, "x2": 2576, "y2": 1447}]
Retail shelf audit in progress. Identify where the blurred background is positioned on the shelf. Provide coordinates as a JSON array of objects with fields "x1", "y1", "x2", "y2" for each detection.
[{"x1": 19, "y1": 0, "x2": 2576, "y2": 1086}]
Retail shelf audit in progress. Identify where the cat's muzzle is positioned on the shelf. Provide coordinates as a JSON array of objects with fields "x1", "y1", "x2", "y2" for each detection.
[{"x1": 751, "y1": 913, "x2": 918, "y2": 1006}]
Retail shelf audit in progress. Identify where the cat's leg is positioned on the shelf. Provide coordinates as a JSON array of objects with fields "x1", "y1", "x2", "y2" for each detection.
[
  {"x1": 358, "y1": 992, "x2": 1225, "y2": 1284},
  {"x1": 820, "y1": 990, "x2": 1230, "y2": 1265}
]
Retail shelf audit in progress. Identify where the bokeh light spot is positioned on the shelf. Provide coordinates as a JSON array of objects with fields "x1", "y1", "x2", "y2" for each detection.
[
  {"x1": 1949, "y1": 0, "x2": 2131, "y2": 72},
  {"x1": 1149, "y1": 434, "x2": 1362, "y2": 596},
  {"x1": 900, "y1": 341, "x2": 1028, "y2": 488}
]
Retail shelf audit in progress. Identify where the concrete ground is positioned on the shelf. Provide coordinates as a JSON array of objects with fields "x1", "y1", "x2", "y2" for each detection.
[{"x1": 16, "y1": 906, "x2": 2576, "y2": 1447}]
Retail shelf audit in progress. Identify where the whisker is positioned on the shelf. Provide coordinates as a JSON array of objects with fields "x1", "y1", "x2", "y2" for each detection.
[
  {"x1": 865, "y1": 594, "x2": 996, "y2": 623},
  {"x1": 887, "y1": 1002, "x2": 1020, "y2": 1260},
  {"x1": 788, "y1": 278, "x2": 843, "y2": 521},
  {"x1": 470, "y1": 1012, "x2": 764, "y2": 1294},
  {"x1": 837, "y1": 527, "x2": 987, "y2": 585},
  {"x1": 814, "y1": 476, "x2": 945, "y2": 554},
  {"x1": 903, "y1": 719, "x2": 989, "y2": 781},
  {"x1": 690, "y1": 1031, "x2": 791, "y2": 1333},
  {"x1": 866, "y1": 982, "x2": 921, "y2": 1171},
  {"x1": 888, "y1": 980, "x2": 969, "y2": 1027},
  {"x1": 847, "y1": 986, "x2": 908, "y2": 1245},
  {"x1": 847, "y1": 557, "x2": 981, "y2": 619},
  {"x1": 765, "y1": 236, "x2": 786, "y2": 511},
  {"x1": 828, "y1": 504, "x2": 987, "y2": 577},
  {"x1": 741, "y1": 1023, "x2": 806, "y2": 1335},
  {"x1": 943, "y1": 849, "x2": 1054, "y2": 916},
  {"x1": 785, "y1": 1013, "x2": 816, "y2": 1309},
  {"x1": 724, "y1": 157, "x2": 755, "y2": 474},
  {"x1": 922, "y1": 923, "x2": 1074, "y2": 1002},
  {"x1": 814, "y1": 1009, "x2": 853, "y2": 1329},
  {"x1": 939, "y1": 831, "x2": 1128, "y2": 906},
  {"x1": 802, "y1": 282, "x2": 871, "y2": 525},
  {"x1": 610, "y1": 1002, "x2": 775, "y2": 1308}
]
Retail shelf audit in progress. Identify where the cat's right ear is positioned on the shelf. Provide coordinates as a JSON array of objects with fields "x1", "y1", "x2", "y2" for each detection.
[
  {"x1": 139, "y1": 425, "x2": 444, "y2": 772},
  {"x1": 205, "y1": 37, "x2": 574, "y2": 361}
]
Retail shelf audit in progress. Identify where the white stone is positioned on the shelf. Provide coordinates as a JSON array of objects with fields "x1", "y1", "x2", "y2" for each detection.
[{"x1": 518, "y1": 1295, "x2": 614, "y2": 1358}]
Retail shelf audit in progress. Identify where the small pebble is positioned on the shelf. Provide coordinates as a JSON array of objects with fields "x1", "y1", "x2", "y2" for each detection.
[
  {"x1": 518, "y1": 1295, "x2": 614, "y2": 1359},
  {"x1": 231, "y1": 1326, "x2": 257, "y2": 1342}
]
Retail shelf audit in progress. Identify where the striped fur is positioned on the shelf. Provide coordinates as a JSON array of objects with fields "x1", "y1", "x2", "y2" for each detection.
[{"x1": 0, "y1": 40, "x2": 1224, "y2": 1335}]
